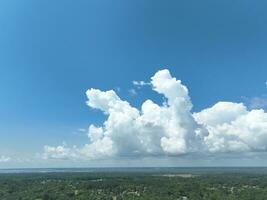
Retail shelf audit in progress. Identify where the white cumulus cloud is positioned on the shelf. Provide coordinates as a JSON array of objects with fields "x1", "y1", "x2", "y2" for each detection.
[
  {"x1": 195, "y1": 104, "x2": 267, "y2": 153},
  {"x1": 43, "y1": 69, "x2": 267, "y2": 160},
  {"x1": 79, "y1": 69, "x2": 207, "y2": 158}
]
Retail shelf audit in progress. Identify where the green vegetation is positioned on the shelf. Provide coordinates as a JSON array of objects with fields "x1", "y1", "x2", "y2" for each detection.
[{"x1": 1, "y1": 169, "x2": 267, "y2": 199}]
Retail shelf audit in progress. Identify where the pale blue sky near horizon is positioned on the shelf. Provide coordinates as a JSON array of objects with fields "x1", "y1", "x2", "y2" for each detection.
[{"x1": 1, "y1": 0, "x2": 267, "y2": 167}]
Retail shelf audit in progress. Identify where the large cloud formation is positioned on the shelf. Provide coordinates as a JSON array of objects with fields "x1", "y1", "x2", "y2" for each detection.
[{"x1": 44, "y1": 69, "x2": 267, "y2": 160}]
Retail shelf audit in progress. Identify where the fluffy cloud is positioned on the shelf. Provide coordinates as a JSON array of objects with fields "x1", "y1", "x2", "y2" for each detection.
[
  {"x1": 78, "y1": 69, "x2": 207, "y2": 158},
  {"x1": 43, "y1": 69, "x2": 267, "y2": 160},
  {"x1": 195, "y1": 104, "x2": 267, "y2": 153}
]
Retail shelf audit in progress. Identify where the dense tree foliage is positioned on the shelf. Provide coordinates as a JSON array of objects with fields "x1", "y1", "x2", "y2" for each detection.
[{"x1": 1, "y1": 169, "x2": 267, "y2": 199}]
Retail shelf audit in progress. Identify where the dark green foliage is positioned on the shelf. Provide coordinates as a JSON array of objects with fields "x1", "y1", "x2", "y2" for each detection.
[{"x1": 0, "y1": 170, "x2": 267, "y2": 199}]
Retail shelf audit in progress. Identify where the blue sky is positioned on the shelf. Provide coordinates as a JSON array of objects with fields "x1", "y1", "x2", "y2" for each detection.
[{"x1": 1, "y1": 0, "x2": 267, "y2": 168}]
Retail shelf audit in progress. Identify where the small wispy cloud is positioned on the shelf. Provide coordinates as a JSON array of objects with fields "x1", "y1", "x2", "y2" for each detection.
[
  {"x1": 132, "y1": 80, "x2": 150, "y2": 88},
  {"x1": 78, "y1": 128, "x2": 86, "y2": 132},
  {"x1": 242, "y1": 96, "x2": 267, "y2": 109},
  {"x1": 43, "y1": 144, "x2": 80, "y2": 160},
  {"x1": 115, "y1": 87, "x2": 121, "y2": 92},
  {"x1": 0, "y1": 155, "x2": 11, "y2": 163},
  {"x1": 128, "y1": 88, "x2": 137, "y2": 96}
]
